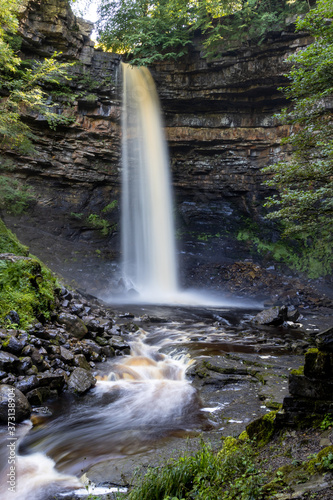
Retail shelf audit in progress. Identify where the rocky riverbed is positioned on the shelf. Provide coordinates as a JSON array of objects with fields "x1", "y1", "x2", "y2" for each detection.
[{"x1": 0, "y1": 262, "x2": 333, "y2": 499}]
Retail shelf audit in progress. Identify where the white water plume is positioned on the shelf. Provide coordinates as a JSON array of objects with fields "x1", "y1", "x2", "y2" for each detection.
[{"x1": 121, "y1": 63, "x2": 178, "y2": 299}]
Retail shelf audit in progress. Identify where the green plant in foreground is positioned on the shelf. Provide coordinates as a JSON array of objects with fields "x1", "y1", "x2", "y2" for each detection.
[{"x1": 123, "y1": 438, "x2": 265, "y2": 500}]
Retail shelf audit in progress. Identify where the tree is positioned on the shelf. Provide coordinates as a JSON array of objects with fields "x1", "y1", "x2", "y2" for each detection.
[
  {"x1": 0, "y1": 0, "x2": 73, "y2": 153},
  {"x1": 96, "y1": 0, "x2": 308, "y2": 65},
  {"x1": 263, "y1": 0, "x2": 333, "y2": 235},
  {"x1": 262, "y1": 0, "x2": 333, "y2": 276}
]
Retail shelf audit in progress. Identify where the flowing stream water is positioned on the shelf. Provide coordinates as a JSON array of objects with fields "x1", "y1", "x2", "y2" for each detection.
[{"x1": 0, "y1": 305, "x2": 306, "y2": 500}]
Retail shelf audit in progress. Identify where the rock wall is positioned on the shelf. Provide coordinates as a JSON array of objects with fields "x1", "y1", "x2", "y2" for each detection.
[
  {"x1": 151, "y1": 27, "x2": 312, "y2": 272},
  {"x1": 0, "y1": 0, "x2": 312, "y2": 295}
]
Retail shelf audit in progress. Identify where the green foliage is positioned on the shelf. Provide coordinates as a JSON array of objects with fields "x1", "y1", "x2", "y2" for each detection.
[
  {"x1": 97, "y1": 0, "x2": 308, "y2": 65},
  {"x1": 0, "y1": 0, "x2": 75, "y2": 152},
  {"x1": 124, "y1": 439, "x2": 265, "y2": 500},
  {"x1": 0, "y1": 175, "x2": 35, "y2": 214},
  {"x1": 87, "y1": 213, "x2": 110, "y2": 235},
  {"x1": 0, "y1": 217, "x2": 28, "y2": 255},
  {"x1": 263, "y1": 0, "x2": 333, "y2": 273},
  {"x1": 0, "y1": 256, "x2": 57, "y2": 328},
  {"x1": 202, "y1": 0, "x2": 308, "y2": 59},
  {"x1": 71, "y1": 212, "x2": 84, "y2": 219},
  {"x1": 0, "y1": 218, "x2": 58, "y2": 328},
  {"x1": 101, "y1": 200, "x2": 118, "y2": 213},
  {"x1": 237, "y1": 225, "x2": 333, "y2": 278},
  {"x1": 320, "y1": 414, "x2": 333, "y2": 431}
]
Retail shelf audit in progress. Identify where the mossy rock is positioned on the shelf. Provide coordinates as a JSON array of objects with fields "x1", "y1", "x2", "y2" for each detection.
[
  {"x1": 0, "y1": 218, "x2": 28, "y2": 255},
  {"x1": 307, "y1": 445, "x2": 333, "y2": 473},
  {"x1": 246, "y1": 411, "x2": 277, "y2": 446},
  {"x1": 304, "y1": 349, "x2": 333, "y2": 379},
  {"x1": 0, "y1": 254, "x2": 58, "y2": 329},
  {"x1": 290, "y1": 366, "x2": 304, "y2": 376}
]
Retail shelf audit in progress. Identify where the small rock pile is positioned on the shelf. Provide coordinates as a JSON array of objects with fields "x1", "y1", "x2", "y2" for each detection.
[
  {"x1": 188, "y1": 261, "x2": 333, "y2": 308},
  {"x1": 0, "y1": 287, "x2": 132, "y2": 423}
]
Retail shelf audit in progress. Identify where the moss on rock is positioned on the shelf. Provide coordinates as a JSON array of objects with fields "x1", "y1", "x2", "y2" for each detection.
[
  {"x1": 246, "y1": 411, "x2": 278, "y2": 446},
  {"x1": 0, "y1": 218, "x2": 28, "y2": 256},
  {"x1": 0, "y1": 219, "x2": 59, "y2": 329}
]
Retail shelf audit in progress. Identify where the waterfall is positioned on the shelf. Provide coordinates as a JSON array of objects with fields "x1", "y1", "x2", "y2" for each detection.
[{"x1": 121, "y1": 63, "x2": 178, "y2": 300}]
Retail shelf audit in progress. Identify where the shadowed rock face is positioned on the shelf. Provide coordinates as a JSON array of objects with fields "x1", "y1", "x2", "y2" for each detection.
[{"x1": 1, "y1": 0, "x2": 312, "y2": 294}]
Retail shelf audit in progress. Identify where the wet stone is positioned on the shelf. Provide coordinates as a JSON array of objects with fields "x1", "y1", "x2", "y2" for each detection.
[
  {"x1": 58, "y1": 313, "x2": 88, "y2": 339},
  {"x1": 74, "y1": 354, "x2": 91, "y2": 370},
  {"x1": 26, "y1": 387, "x2": 52, "y2": 405},
  {"x1": 101, "y1": 346, "x2": 115, "y2": 358},
  {"x1": 83, "y1": 316, "x2": 104, "y2": 334},
  {"x1": 37, "y1": 370, "x2": 66, "y2": 391},
  {"x1": 83, "y1": 339, "x2": 103, "y2": 354},
  {"x1": 286, "y1": 305, "x2": 300, "y2": 322},
  {"x1": 304, "y1": 350, "x2": 333, "y2": 379},
  {"x1": 60, "y1": 346, "x2": 74, "y2": 362},
  {"x1": 289, "y1": 373, "x2": 333, "y2": 400},
  {"x1": 253, "y1": 305, "x2": 288, "y2": 326},
  {"x1": 316, "y1": 327, "x2": 333, "y2": 353},
  {"x1": 0, "y1": 351, "x2": 19, "y2": 370},
  {"x1": 68, "y1": 367, "x2": 96, "y2": 394},
  {"x1": 108, "y1": 335, "x2": 130, "y2": 350},
  {"x1": 71, "y1": 303, "x2": 84, "y2": 314},
  {"x1": 30, "y1": 347, "x2": 45, "y2": 366},
  {"x1": 0, "y1": 384, "x2": 31, "y2": 423},
  {"x1": 18, "y1": 356, "x2": 33, "y2": 374},
  {"x1": 26, "y1": 365, "x2": 38, "y2": 376},
  {"x1": 1, "y1": 374, "x2": 16, "y2": 385},
  {"x1": 16, "y1": 375, "x2": 39, "y2": 394}
]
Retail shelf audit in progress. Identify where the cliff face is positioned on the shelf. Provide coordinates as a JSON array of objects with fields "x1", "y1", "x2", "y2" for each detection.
[
  {"x1": 153, "y1": 28, "x2": 311, "y2": 245},
  {"x1": 0, "y1": 0, "x2": 312, "y2": 295}
]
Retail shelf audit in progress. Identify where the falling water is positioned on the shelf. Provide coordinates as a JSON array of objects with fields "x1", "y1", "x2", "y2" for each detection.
[{"x1": 121, "y1": 63, "x2": 178, "y2": 299}]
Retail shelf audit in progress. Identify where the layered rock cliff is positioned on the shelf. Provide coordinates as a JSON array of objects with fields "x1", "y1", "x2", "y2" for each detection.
[{"x1": 0, "y1": 0, "x2": 312, "y2": 295}]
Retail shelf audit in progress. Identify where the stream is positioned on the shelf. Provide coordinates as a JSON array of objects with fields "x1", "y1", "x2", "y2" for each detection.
[{"x1": 0, "y1": 303, "x2": 307, "y2": 500}]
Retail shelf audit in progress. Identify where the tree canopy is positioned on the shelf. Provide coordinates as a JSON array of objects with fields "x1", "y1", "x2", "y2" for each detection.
[
  {"x1": 0, "y1": 0, "x2": 73, "y2": 153},
  {"x1": 96, "y1": 0, "x2": 309, "y2": 65},
  {"x1": 263, "y1": 0, "x2": 333, "y2": 275}
]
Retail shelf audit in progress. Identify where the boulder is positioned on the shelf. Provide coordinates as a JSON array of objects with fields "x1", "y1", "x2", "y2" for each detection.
[
  {"x1": 68, "y1": 367, "x2": 96, "y2": 394},
  {"x1": 58, "y1": 313, "x2": 88, "y2": 339},
  {"x1": 37, "y1": 370, "x2": 66, "y2": 391},
  {"x1": 59, "y1": 346, "x2": 74, "y2": 363},
  {"x1": 316, "y1": 327, "x2": 333, "y2": 353},
  {"x1": 74, "y1": 354, "x2": 91, "y2": 370},
  {"x1": 0, "y1": 384, "x2": 31, "y2": 423},
  {"x1": 16, "y1": 375, "x2": 39, "y2": 394},
  {"x1": 3, "y1": 333, "x2": 28, "y2": 355},
  {"x1": 0, "y1": 351, "x2": 19, "y2": 371},
  {"x1": 253, "y1": 306, "x2": 288, "y2": 326}
]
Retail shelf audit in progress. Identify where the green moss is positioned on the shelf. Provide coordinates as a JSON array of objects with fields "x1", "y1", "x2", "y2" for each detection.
[
  {"x1": 290, "y1": 366, "x2": 304, "y2": 376},
  {"x1": 238, "y1": 430, "x2": 249, "y2": 441},
  {"x1": 307, "y1": 446, "x2": 333, "y2": 473},
  {"x1": 306, "y1": 348, "x2": 319, "y2": 354},
  {"x1": 246, "y1": 411, "x2": 278, "y2": 447},
  {"x1": 0, "y1": 258, "x2": 58, "y2": 330},
  {"x1": 0, "y1": 219, "x2": 60, "y2": 329},
  {"x1": 0, "y1": 218, "x2": 29, "y2": 255}
]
